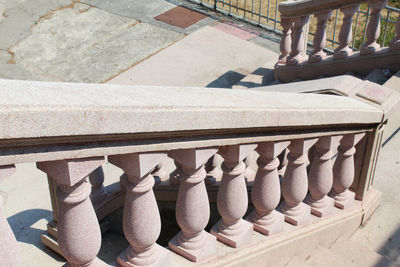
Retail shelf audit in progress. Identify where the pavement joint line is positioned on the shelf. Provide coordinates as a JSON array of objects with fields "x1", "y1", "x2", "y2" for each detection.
[
  {"x1": 102, "y1": 33, "x2": 187, "y2": 84},
  {"x1": 6, "y1": 1, "x2": 145, "y2": 82},
  {"x1": 4, "y1": 0, "x2": 88, "y2": 67},
  {"x1": 79, "y1": 1, "x2": 189, "y2": 36},
  {"x1": 6, "y1": 48, "x2": 15, "y2": 64},
  {"x1": 32, "y1": 0, "x2": 84, "y2": 27}
]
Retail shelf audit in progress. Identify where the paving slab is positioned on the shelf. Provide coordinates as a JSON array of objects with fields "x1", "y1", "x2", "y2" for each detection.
[
  {"x1": 351, "y1": 132, "x2": 400, "y2": 264},
  {"x1": 0, "y1": 50, "x2": 11, "y2": 63},
  {"x1": 81, "y1": 0, "x2": 216, "y2": 35},
  {"x1": 213, "y1": 22, "x2": 258, "y2": 40},
  {"x1": 10, "y1": 0, "x2": 73, "y2": 21},
  {"x1": 109, "y1": 26, "x2": 278, "y2": 87},
  {"x1": 0, "y1": 7, "x2": 36, "y2": 50},
  {"x1": 249, "y1": 34, "x2": 281, "y2": 54},
  {"x1": 11, "y1": 3, "x2": 183, "y2": 83},
  {"x1": 0, "y1": 63, "x2": 58, "y2": 81},
  {"x1": 81, "y1": 0, "x2": 175, "y2": 24},
  {"x1": 0, "y1": 0, "x2": 73, "y2": 50},
  {"x1": 0, "y1": 4, "x2": 4, "y2": 24}
]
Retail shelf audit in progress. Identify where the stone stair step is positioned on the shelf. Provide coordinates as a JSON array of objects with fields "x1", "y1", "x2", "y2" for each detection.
[
  {"x1": 364, "y1": 68, "x2": 391, "y2": 85},
  {"x1": 383, "y1": 70, "x2": 400, "y2": 93},
  {"x1": 330, "y1": 239, "x2": 394, "y2": 267},
  {"x1": 232, "y1": 58, "x2": 277, "y2": 89}
]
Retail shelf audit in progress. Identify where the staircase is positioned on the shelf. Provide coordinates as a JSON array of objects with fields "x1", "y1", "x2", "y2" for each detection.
[
  {"x1": 289, "y1": 241, "x2": 394, "y2": 267},
  {"x1": 232, "y1": 63, "x2": 400, "y2": 89}
]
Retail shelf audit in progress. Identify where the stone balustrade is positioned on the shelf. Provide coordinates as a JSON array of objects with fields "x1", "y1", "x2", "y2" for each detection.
[
  {"x1": 275, "y1": 0, "x2": 400, "y2": 82},
  {"x1": 0, "y1": 79, "x2": 385, "y2": 266}
]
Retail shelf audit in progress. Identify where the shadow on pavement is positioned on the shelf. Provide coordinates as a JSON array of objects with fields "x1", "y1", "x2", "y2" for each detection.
[{"x1": 7, "y1": 208, "x2": 64, "y2": 262}]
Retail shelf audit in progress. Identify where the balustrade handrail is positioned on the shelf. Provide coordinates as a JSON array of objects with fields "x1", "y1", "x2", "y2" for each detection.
[
  {"x1": 0, "y1": 79, "x2": 383, "y2": 165},
  {"x1": 0, "y1": 78, "x2": 387, "y2": 266},
  {"x1": 275, "y1": 0, "x2": 400, "y2": 82}
]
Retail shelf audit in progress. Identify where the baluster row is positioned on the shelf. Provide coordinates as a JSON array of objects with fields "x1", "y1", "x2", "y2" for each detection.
[
  {"x1": 0, "y1": 133, "x2": 366, "y2": 265},
  {"x1": 278, "y1": 0, "x2": 398, "y2": 66}
]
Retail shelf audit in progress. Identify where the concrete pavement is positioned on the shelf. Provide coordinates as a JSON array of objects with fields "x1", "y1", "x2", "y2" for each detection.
[{"x1": 0, "y1": 0, "x2": 279, "y2": 84}]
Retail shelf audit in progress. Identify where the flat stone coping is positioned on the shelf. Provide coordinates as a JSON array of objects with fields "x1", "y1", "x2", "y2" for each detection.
[{"x1": 0, "y1": 79, "x2": 383, "y2": 140}]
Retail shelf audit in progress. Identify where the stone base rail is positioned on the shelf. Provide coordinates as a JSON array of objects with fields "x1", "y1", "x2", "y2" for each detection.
[
  {"x1": 0, "y1": 79, "x2": 385, "y2": 266},
  {"x1": 275, "y1": 0, "x2": 400, "y2": 82}
]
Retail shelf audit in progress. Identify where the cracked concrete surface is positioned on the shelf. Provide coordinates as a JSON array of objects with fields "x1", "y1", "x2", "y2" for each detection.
[
  {"x1": 0, "y1": 0, "x2": 72, "y2": 50},
  {"x1": 11, "y1": 2, "x2": 183, "y2": 82},
  {"x1": 0, "y1": 49, "x2": 11, "y2": 63},
  {"x1": 0, "y1": 0, "x2": 184, "y2": 82}
]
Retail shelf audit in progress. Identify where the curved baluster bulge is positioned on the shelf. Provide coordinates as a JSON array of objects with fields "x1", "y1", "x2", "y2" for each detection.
[
  {"x1": 361, "y1": 0, "x2": 388, "y2": 55},
  {"x1": 211, "y1": 144, "x2": 257, "y2": 248},
  {"x1": 306, "y1": 136, "x2": 340, "y2": 217},
  {"x1": 108, "y1": 153, "x2": 168, "y2": 267},
  {"x1": 333, "y1": 4, "x2": 360, "y2": 59},
  {"x1": 309, "y1": 10, "x2": 332, "y2": 63},
  {"x1": 329, "y1": 133, "x2": 366, "y2": 209},
  {"x1": 168, "y1": 148, "x2": 218, "y2": 263},
  {"x1": 248, "y1": 141, "x2": 289, "y2": 235},
  {"x1": 287, "y1": 16, "x2": 310, "y2": 66},
  {"x1": 280, "y1": 138, "x2": 317, "y2": 226}
]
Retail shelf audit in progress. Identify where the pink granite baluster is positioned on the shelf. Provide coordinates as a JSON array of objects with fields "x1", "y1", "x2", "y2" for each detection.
[
  {"x1": 361, "y1": 0, "x2": 388, "y2": 55},
  {"x1": 309, "y1": 11, "x2": 332, "y2": 63},
  {"x1": 389, "y1": 15, "x2": 400, "y2": 50},
  {"x1": 0, "y1": 165, "x2": 22, "y2": 267},
  {"x1": 89, "y1": 166, "x2": 107, "y2": 204},
  {"x1": 329, "y1": 133, "x2": 365, "y2": 209},
  {"x1": 37, "y1": 157, "x2": 107, "y2": 267},
  {"x1": 287, "y1": 15, "x2": 310, "y2": 66},
  {"x1": 211, "y1": 144, "x2": 257, "y2": 248},
  {"x1": 108, "y1": 152, "x2": 168, "y2": 266},
  {"x1": 168, "y1": 148, "x2": 218, "y2": 262},
  {"x1": 305, "y1": 136, "x2": 340, "y2": 217},
  {"x1": 278, "y1": 18, "x2": 294, "y2": 64},
  {"x1": 205, "y1": 154, "x2": 223, "y2": 185},
  {"x1": 280, "y1": 139, "x2": 317, "y2": 226},
  {"x1": 247, "y1": 141, "x2": 290, "y2": 235},
  {"x1": 152, "y1": 161, "x2": 169, "y2": 184},
  {"x1": 333, "y1": 4, "x2": 360, "y2": 59}
]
